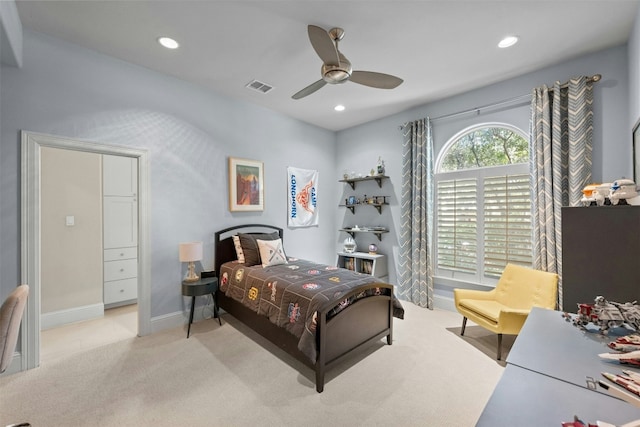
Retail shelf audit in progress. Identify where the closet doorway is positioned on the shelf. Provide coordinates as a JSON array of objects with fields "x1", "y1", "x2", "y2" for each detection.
[{"x1": 21, "y1": 131, "x2": 151, "y2": 371}]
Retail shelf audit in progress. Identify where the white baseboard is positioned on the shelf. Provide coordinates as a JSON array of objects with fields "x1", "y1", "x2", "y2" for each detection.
[
  {"x1": 433, "y1": 294, "x2": 456, "y2": 312},
  {"x1": 150, "y1": 311, "x2": 184, "y2": 333},
  {"x1": 150, "y1": 302, "x2": 221, "y2": 334},
  {"x1": 0, "y1": 352, "x2": 23, "y2": 377},
  {"x1": 41, "y1": 303, "x2": 104, "y2": 330}
]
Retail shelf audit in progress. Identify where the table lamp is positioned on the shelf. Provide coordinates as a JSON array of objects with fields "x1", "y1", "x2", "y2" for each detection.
[{"x1": 179, "y1": 241, "x2": 203, "y2": 282}]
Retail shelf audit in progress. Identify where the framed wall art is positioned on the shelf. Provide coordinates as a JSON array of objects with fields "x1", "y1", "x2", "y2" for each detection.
[
  {"x1": 228, "y1": 157, "x2": 264, "y2": 212},
  {"x1": 634, "y1": 117, "x2": 640, "y2": 184}
]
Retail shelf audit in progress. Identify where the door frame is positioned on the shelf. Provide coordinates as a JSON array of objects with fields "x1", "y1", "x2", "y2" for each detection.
[{"x1": 20, "y1": 130, "x2": 151, "y2": 370}]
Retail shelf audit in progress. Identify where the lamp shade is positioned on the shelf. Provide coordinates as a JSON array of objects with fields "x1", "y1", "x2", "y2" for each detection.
[{"x1": 179, "y1": 241, "x2": 203, "y2": 262}]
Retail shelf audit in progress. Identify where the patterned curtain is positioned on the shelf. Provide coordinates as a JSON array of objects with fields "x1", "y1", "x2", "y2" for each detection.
[
  {"x1": 398, "y1": 118, "x2": 434, "y2": 308},
  {"x1": 530, "y1": 76, "x2": 593, "y2": 310}
]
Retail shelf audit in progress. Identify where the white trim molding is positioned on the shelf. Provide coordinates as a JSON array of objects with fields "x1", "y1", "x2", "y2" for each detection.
[
  {"x1": 41, "y1": 303, "x2": 105, "y2": 330},
  {"x1": 21, "y1": 131, "x2": 151, "y2": 371},
  {"x1": 151, "y1": 304, "x2": 223, "y2": 335}
]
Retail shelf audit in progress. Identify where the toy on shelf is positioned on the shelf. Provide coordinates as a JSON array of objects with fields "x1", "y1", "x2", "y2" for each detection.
[
  {"x1": 563, "y1": 296, "x2": 640, "y2": 334},
  {"x1": 581, "y1": 184, "x2": 599, "y2": 206},
  {"x1": 610, "y1": 179, "x2": 639, "y2": 205},
  {"x1": 580, "y1": 179, "x2": 639, "y2": 206}
]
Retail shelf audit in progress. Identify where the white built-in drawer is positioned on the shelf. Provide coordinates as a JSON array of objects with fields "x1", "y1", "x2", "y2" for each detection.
[
  {"x1": 104, "y1": 278, "x2": 137, "y2": 304},
  {"x1": 104, "y1": 259, "x2": 137, "y2": 282},
  {"x1": 104, "y1": 247, "x2": 137, "y2": 262}
]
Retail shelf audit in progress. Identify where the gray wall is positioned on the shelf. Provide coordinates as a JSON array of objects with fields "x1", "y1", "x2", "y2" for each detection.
[
  {"x1": 335, "y1": 44, "x2": 631, "y2": 305},
  {"x1": 630, "y1": 4, "x2": 640, "y2": 127},
  {"x1": 0, "y1": 30, "x2": 337, "y2": 319}
]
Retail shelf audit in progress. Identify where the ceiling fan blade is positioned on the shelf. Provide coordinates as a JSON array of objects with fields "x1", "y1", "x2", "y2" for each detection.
[
  {"x1": 350, "y1": 71, "x2": 403, "y2": 89},
  {"x1": 308, "y1": 25, "x2": 340, "y2": 64},
  {"x1": 292, "y1": 79, "x2": 327, "y2": 100}
]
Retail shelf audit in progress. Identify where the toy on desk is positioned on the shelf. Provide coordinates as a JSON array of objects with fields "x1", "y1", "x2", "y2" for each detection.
[
  {"x1": 563, "y1": 296, "x2": 640, "y2": 335},
  {"x1": 599, "y1": 350, "x2": 640, "y2": 367},
  {"x1": 608, "y1": 335, "x2": 640, "y2": 352},
  {"x1": 562, "y1": 416, "x2": 598, "y2": 427},
  {"x1": 562, "y1": 416, "x2": 640, "y2": 427},
  {"x1": 599, "y1": 337, "x2": 640, "y2": 367}
]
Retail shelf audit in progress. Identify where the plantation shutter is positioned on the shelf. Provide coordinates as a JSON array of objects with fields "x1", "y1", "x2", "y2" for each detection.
[
  {"x1": 436, "y1": 178, "x2": 477, "y2": 273},
  {"x1": 483, "y1": 174, "x2": 532, "y2": 277}
]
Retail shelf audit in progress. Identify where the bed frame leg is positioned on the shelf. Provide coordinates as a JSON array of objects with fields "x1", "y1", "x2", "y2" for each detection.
[{"x1": 316, "y1": 368, "x2": 325, "y2": 393}]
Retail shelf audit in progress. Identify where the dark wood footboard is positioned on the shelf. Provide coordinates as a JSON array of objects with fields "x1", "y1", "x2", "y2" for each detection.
[
  {"x1": 216, "y1": 286, "x2": 393, "y2": 393},
  {"x1": 315, "y1": 289, "x2": 393, "y2": 392}
]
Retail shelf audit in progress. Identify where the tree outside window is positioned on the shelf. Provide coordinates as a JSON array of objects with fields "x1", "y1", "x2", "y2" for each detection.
[{"x1": 440, "y1": 127, "x2": 529, "y2": 171}]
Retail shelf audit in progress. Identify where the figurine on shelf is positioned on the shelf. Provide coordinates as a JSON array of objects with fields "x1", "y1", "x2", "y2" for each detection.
[
  {"x1": 368, "y1": 243, "x2": 378, "y2": 254},
  {"x1": 376, "y1": 156, "x2": 385, "y2": 175}
]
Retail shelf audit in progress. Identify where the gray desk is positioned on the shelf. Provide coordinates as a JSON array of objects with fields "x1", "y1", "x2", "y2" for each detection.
[
  {"x1": 477, "y1": 307, "x2": 640, "y2": 426},
  {"x1": 477, "y1": 364, "x2": 640, "y2": 426},
  {"x1": 508, "y1": 307, "x2": 638, "y2": 395}
]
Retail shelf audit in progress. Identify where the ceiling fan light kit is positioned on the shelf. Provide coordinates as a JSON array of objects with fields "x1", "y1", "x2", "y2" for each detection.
[
  {"x1": 292, "y1": 25, "x2": 403, "y2": 100},
  {"x1": 322, "y1": 62, "x2": 352, "y2": 84}
]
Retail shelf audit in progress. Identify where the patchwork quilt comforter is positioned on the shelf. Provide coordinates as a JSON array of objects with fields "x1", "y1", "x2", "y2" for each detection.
[{"x1": 219, "y1": 257, "x2": 403, "y2": 363}]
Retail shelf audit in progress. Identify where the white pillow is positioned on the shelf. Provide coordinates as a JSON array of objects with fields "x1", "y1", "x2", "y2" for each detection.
[
  {"x1": 232, "y1": 235, "x2": 245, "y2": 263},
  {"x1": 257, "y1": 238, "x2": 288, "y2": 267}
]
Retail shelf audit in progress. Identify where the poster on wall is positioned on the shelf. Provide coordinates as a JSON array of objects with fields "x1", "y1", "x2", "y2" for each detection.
[
  {"x1": 287, "y1": 166, "x2": 318, "y2": 227},
  {"x1": 228, "y1": 157, "x2": 264, "y2": 211}
]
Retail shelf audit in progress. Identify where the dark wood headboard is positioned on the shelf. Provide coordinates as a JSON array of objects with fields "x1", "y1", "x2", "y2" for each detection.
[{"x1": 214, "y1": 224, "x2": 284, "y2": 276}]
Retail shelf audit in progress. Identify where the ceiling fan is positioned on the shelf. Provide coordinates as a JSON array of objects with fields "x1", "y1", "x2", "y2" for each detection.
[{"x1": 292, "y1": 25, "x2": 404, "y2": 100}]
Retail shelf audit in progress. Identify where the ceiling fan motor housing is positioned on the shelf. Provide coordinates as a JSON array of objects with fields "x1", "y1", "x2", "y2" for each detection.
[{"x1": 322, "y1": 60, "x2": 352, "y2": 84}]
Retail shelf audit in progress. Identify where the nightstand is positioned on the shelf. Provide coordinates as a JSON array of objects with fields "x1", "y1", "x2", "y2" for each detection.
[{"x1": 181, "y1": 276, "x2": 221, "y2": 338}]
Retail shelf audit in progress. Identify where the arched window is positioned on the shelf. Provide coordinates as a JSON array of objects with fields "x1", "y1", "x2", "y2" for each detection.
[{"x1": 435, "y1": 124, "x2": 531, "y2": 283}]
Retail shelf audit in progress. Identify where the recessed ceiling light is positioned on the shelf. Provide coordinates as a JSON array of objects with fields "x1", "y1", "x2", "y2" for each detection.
[
  {"x1": 498, "y1": 36, "x2": 519, "y2": 48},
  {"x1": 334, "y1": 105, "x2": 346, "y2": 112},
  {"x1": 158, "y1": 37, "x2": 179, "y2": 49}
]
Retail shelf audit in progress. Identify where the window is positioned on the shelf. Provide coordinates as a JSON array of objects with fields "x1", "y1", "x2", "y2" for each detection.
[{"x1": 435, "y1": 124, "x2": 531, "y2": 284}]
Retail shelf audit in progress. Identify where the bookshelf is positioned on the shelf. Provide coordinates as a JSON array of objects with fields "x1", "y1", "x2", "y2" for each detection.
[{"x1": 336, "y1": 251, "x2": 388, "y2": 280}]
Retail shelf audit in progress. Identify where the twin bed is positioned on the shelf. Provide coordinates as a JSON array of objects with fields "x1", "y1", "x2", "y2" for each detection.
[{"x1": 213, "y1": 224, "x2": 403, "y2": 393}]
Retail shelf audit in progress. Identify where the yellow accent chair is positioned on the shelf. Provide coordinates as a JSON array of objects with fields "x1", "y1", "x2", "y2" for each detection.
[{"x1": 453, "y1": 264, "x2": 558, "y2": 360}]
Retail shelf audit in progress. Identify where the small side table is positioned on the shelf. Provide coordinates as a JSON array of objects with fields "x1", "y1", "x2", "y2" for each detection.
[{"x1": 181, "y1": 276, "x2": 221, "y2": 338}]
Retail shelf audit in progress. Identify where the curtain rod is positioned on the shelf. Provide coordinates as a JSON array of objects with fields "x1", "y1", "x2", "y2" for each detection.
[{"x1": 398, "y1": 73, "x2": 601, "y2": 129}]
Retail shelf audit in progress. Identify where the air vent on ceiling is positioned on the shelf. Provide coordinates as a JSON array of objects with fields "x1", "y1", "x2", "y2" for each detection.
[{"x1": 245, "y1": 80, "x2": 274, "y2": 94}]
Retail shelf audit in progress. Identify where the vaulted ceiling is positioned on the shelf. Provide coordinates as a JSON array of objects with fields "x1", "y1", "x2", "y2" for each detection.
[{"x1": 14, "y1": 0, "x2": 640, "y2": 131}]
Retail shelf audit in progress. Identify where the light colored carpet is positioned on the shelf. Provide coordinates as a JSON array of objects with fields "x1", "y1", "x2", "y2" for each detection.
[
  {"x1": 40, "y1": 304, "x2": 138, "y2": 364},
  {"x1": 0, "y1": 302, "x2": 505, "y2": 427}
]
